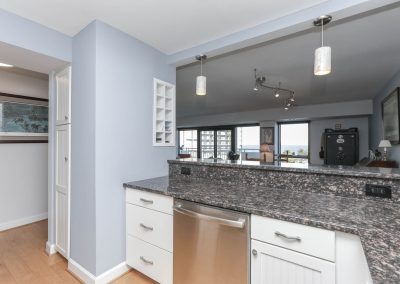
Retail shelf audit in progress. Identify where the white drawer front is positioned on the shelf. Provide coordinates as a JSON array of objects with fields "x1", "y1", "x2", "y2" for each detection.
[
  {"x1": 127, "y1": 235, "x2": 172, "y2": 284},
  {"x1": 126, "y1": 189, "x2": 173, "y2": 215},
  {"x1": 127, "y1": 204, "x2": 173, "y2": 252},
  {"x1": 251, "y1": 215, "x2": 335, "y2": 262}
]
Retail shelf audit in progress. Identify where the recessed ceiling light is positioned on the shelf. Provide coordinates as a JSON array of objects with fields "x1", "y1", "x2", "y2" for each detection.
[{"x1": 0, "y1": 62, "x2": 13, "y2": 67}]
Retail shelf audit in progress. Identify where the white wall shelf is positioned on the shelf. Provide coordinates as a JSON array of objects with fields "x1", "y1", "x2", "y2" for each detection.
[{"x1": 153, "y1": 78, "x2": 176, "y2": 146}]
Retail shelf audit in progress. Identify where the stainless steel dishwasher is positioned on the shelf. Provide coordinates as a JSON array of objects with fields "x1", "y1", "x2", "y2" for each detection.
[{"x1": 173, "y1": 199, "x2": 249, "y2": 284}]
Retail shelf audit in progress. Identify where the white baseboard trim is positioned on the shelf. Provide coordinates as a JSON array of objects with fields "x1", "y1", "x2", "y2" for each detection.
[
  {"x1": 96, "y1": 262, "x2": 131, "y2": 284},
  {"x1": 0, "y1": 212, "x2": 48, "y2": 232},
  {"x1": 46, "y1": 241, "x2": 57, "y2": 255},
  {"x1": 68, "y1": 259, "x2": 130, "y2": 284}
]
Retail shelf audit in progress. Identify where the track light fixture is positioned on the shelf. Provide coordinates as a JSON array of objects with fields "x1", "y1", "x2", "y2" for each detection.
[{"x1": 252, "y1": 69, "x2": 295, "y2": 110}]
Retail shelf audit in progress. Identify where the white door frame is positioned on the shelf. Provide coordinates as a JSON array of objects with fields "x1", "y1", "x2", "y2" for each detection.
[{"x1": 47, "y1": 64, "x2": 71, "y2": 259}]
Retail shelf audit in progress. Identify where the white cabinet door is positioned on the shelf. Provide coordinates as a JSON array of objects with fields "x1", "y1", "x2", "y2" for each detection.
[
  {"x1": 55, "y1": 124, "x2": 70, "y2": 258},
  {"x1": 251, "y1": 240, "x2": 335, "y2": 284},
  {"x1": 55, "y1": 66, "x2": 71, "y2": 125}
]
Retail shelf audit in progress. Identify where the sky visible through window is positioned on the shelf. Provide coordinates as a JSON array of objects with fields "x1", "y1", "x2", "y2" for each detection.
[
  {"x1": 236, "y1": 126, "x2": 260, "y2": 152},
  {"x1": 280, "y1": 123, "x2": 309, "y2": 156}
]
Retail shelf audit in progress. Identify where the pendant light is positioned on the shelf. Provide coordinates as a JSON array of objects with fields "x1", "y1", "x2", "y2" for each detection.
[
  {"x1": 195, "y1": 54, "x2": 207, "y2": 95},
  {"x1": 314, "y1": 15, "x2": 332, "y2": 76}
]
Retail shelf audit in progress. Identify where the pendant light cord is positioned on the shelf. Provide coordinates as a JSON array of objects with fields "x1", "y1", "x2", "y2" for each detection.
[
  {"x1": 321, "y1": 20, "x2": 324, "y2": 47},
  {"x1": 200, "y1": 57, "x2": 203, "y2": 76}
]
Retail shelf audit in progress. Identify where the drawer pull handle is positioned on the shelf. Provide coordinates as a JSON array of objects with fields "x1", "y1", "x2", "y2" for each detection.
[
  {"x1": 140, "y1": 223, "x2": 154, "y2": 231},
  {"x1": 140, "y1": 256, "x2": 154, "y2": 265},
  {"x1": 139, "y1": 198, "x2": 154, "y2": 204},
  {"x1": 275, "y1": 231, "x2": 301, "y2": 242}
]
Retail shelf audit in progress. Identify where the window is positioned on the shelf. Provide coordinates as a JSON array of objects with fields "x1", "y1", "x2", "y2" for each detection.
[
  {"x1": 178, "y1": 125, "x2": 260, "y2": 160},
  {"x1": 236, "y1": 126, "x2": 260, "y2": 160},
  {"x1": 179, "y1": 130, "x2": 198, "y2": 158},
  {"x1": 199, "y1": 128, "x2": 234, "y2": 160},
  {"x1": 279, "y1": 122, "x2": 309, "y2": 164}
]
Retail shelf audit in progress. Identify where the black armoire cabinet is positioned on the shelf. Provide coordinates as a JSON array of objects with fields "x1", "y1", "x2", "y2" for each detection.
[{"x1": 324, "y1": 128, "x2": 359, "y2": 166}]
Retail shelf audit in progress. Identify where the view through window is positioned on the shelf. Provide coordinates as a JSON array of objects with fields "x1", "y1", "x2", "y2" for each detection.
[
  {"x1": 179, "y1": 130, "x2": 198, "y2": 158},
  {"x1": 236, "y1": 126, "x2": 260, "y2": 160},
  {"x1": 279, "y1": 122, "x2": 309, "y2": 164}
]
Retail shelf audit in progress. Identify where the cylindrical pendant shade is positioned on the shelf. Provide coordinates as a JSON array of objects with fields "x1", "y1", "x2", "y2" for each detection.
[
  {"x1": 314, "y1": 46, "x2": 331, "y2": 76},
  {"x1": 196, "y1": 75, "x2": 207, "y2": 96}
]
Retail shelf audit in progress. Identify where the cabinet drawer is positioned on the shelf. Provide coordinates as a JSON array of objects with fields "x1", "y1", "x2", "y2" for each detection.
[
  {"x1": 127, "y1": 204, "x2": 173, "y2": 252},
  {"x1": 251, "y1": 215, "x2": 335, "y2": 262},
  {"x1": 126, "y1": 189, "x2": 173, "y2": 215},
  {"x1": 127, "y1": 235, "x2": 172, "y2": 284}
]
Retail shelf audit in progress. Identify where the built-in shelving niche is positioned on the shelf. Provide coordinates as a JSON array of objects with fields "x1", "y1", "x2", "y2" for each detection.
[{"x1": 153, "y1": 78, "x2": 176, "y2": 146}]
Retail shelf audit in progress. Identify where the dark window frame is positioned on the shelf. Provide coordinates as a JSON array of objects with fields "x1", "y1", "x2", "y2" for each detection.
[{"x1": 178, "y1": 123, "x2": 260, "y2": 159}]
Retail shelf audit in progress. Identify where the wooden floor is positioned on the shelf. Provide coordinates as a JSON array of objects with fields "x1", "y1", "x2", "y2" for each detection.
[{"x1": 0, "y1": 220, "x2": 155, "y2": 284}]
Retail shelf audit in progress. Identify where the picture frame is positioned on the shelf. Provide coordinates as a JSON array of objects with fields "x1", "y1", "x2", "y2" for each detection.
[
  {"x1": 260, "y1": 127, "x2": 274, "y2": 145},
  {"x1": 382, "y1": 87, "x2": 400, "y2": 144},
  {"x1": 0, "y1": 92, "x2": 49, "y2": 143},
  {"x1": 381, "y1": 88, "x2": 400, "y2": 144}
]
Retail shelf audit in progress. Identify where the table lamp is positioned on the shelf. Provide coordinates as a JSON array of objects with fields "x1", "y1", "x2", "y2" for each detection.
[{"x1": 378, "y1": 140, "x2": 392, "y2": 161}]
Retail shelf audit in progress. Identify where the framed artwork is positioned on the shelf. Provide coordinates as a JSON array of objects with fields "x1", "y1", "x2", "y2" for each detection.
[
  {"x1": 382, "y1": 87, "x2": 400, "y2": 144},
  {"x1": 260, "y1": 127, "x2": 274, "y2": 145},
  {"x1": 0, "y1": 92, "x2": 48, "y2": 143}
]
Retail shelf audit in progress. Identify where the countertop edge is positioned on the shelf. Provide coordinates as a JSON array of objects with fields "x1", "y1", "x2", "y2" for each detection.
[{"x1": 168, "y1": 159, "x2": 400, "y2": 181}]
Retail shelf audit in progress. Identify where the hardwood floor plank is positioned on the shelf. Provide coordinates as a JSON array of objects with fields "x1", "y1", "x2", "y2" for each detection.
[
  {"x1": 0, "y1": 262, "x2": 17, "y2": 284},
  {"x1": 0, "y1": 220, "x2": 155, "y2": 284}
]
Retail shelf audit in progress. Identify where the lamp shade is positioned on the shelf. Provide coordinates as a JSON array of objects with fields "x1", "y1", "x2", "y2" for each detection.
[
  {"x1": 314, "y1": 46, "x2": 331, "y2": 76},
  {"x1": 196, "y1": 75, "x2": 206, "y2": 96},
  {"x1": 379, "y1": 140, "x2": 392, "y2": 148}
]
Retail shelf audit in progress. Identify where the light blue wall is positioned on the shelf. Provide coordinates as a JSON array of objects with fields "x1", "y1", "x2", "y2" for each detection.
[
  {"x1": 94, "y1": 20, "x2": 176, "y2": 275},
  {"x1": 70, "y1": 22, "x2": 97, "y2": 274},
  {"x1": 371, "y1": 69, "x2": 400, "y2": 162},
  {"x1": 70, "y1": 20, "x2": 176, "y2": 276},
  {"x1": 0, "y1": 9, "x2": 72, "y2": 62}
]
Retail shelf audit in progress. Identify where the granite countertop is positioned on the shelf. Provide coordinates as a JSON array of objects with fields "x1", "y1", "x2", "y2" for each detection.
[
  {"x1": 169, "y1": 158, "x2": 400, "y2": 180},
  {"x1": 124, "y1": 176, "x2": 400, "y2": 284}
]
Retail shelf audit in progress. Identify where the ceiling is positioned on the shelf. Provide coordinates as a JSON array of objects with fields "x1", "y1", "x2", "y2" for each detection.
[
  {"x1": 0, "y1": 42, "x2": 68, "y2": 74},
  {"x1": 0, "y1": 66, "x2": 48, "y2": 80},
  {"x1": 176, "y1": 5, "x2": 400, "y2": 118},
  {"x1": 0, "y1": 0, "x2": 327, "y2": 54}
]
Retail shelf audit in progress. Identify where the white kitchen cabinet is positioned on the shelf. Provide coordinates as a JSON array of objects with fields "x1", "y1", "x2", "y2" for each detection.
[
  {"x1": 153, "y1": 78, "x2": 175, "y2": 146},
  {"x1": 126, "y1": 188, "x2": 173, "y2": 284},
  {"x1": 55, "y1": 66, "x2": 71, "y2": 126},
  {"x1": 251, "y1": 240, "x2": 335, "y2": 284},
  {"x1": 251, "y1": 215, "x2": 335, "y2": 262},
  {"x1": 55, "y1": 124, "x2": 70, "y2": 258}
]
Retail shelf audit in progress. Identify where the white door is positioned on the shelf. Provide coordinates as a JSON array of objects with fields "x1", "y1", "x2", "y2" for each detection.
[
  {"x1": 251, "y1": 240, "x2": 335, "y2": 284},
  {"x1": 55, "y1": 124, "x2": 70, "y2": 258},
  {"x1": 55, "y1": 66, "x2": 71, "y2": 126}
]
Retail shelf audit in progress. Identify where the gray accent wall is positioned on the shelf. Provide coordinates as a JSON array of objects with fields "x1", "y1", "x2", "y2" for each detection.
[
  {"x1": 371, "y1": 70, "x2": 400, "y2": 162},
  {"x1": 71, "y1": 20, "x2": 176, "y2": 276}
]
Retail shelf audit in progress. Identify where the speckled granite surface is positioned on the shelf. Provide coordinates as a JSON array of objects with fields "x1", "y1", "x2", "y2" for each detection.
[
  {"x1": 169, "y1": 158, "x2": 400, "y2": 180},
  {"x1": 169, "y1": 159, "x2": 400, "y2": 202},
  {"x1": 124, "y1": 176, "x2": 400, "y2": 284}
]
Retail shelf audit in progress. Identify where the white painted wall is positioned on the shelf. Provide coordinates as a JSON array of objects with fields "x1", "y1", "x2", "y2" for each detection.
[{"x1": 0, "y1": 69, "x2": 49, "y2": 231}]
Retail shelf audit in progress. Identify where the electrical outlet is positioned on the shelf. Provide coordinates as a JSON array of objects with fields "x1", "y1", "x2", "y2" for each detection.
[
  {"x1": 180, "y1": 167, "x2": 191, "y2": 175},
  {"x1": 365, "y1": 184, "x2": 392, "y2": 199}
]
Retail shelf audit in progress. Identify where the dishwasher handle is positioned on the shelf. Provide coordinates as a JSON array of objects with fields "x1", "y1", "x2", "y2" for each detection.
[{"x1": 173, "y1": 205, "x2": 246, "y2": 229}]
